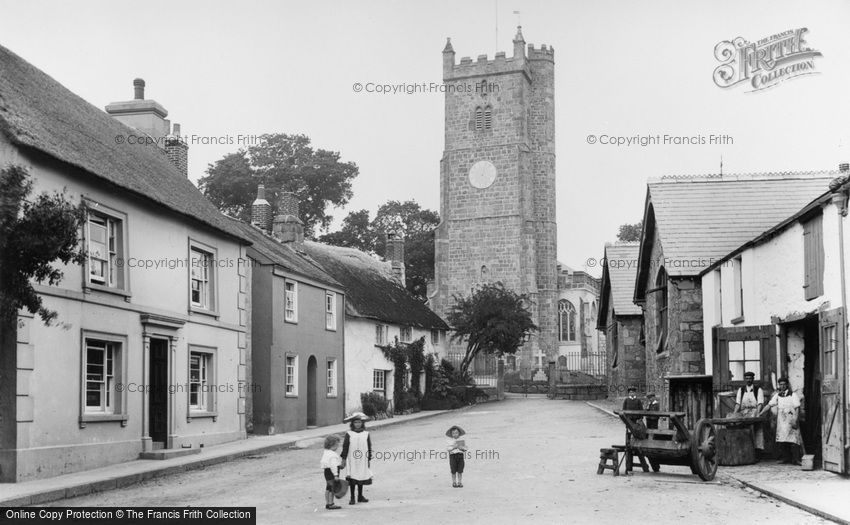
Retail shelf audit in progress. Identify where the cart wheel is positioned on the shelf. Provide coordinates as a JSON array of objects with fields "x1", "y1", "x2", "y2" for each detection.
[{"x1": 690, "y1": 419, "x2": 717, "y2": 481}]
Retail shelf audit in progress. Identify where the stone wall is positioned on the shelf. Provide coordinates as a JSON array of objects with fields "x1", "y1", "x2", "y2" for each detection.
[
  {"x1": 607, "y1": 314, "x2": 646, "y2": 396},
  {"x1": 641, "y1": 225, "x2": 705, "y2": 408}
]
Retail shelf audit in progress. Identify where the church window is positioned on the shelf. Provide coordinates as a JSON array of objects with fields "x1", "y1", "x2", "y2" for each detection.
[
  {"x1": 484, "y1": 105, "x2": 492, "y2": 129},
  {"x1": 558, "y1": 300, "x2": 576, "y2": 342},
  {"x1": 475, "y1": 107, "x2": 483, "y2": 131}
]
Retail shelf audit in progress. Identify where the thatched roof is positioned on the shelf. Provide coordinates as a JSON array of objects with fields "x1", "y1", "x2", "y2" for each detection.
[
  {"x1": 0, "y1": 44, "x2": 245, "y2": 241},
  {"x1": 227, "y1": 218, "x2": 340, "y2": 288},
  {"x1": 301, "y1": 241, "x2": 448, "y2": 330}
]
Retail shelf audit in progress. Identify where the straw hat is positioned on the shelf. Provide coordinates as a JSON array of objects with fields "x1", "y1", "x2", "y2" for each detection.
[
  {"x1": 333, "y1": 478, "x2": 349, "y2": 499},
  {"x1": 343, "y1": 411, "x2": 371, "y2": 423},
  {"x1": 445, "y1": 425, "x2": 466, "y2": 437}
]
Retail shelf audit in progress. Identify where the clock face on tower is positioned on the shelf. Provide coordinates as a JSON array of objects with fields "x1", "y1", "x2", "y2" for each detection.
[{"x1": 468, "y1": 160, "x2": 497, "y2": 189}]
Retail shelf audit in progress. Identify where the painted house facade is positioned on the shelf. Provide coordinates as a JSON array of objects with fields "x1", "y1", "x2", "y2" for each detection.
[
  {"x1": 0, "y1": 46, "x2": 250, "y2": 481},
  {"x1": 556, "y1": 264, "x2": 605, "y2": 376},
  {"x1": 701, "y1": 166, "x2": 849, "y2": 473},
  {"x1": 597, "y1": 242, "x2": 644, "y2": 396},
  {"x1": 634, "y1": 173, "x2": 834, "y2": 428},
  {"x1": 302, "y1": 239, "x2": 449, "y2": 414},
  {"x1": 233, "y1": 191, "x2": 346, "y2": 434}
]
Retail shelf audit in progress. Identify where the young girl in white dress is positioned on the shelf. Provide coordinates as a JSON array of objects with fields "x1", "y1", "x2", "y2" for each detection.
[{"x1": 340, "y1": 412, "x2": 372, "y2": 505}]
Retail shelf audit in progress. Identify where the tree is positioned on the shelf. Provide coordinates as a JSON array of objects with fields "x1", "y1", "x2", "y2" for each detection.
[
  {"x1": 0, "y1": 165, "x2": 86, "y2": 324},
  {"x1": 319, "y1": 200, "x2": 440, "y2": 300},
  {"x1": 617, "y1": 221, "x2": 643, "y2": 242},
  {"x1": 318, "y1": 209, "x2": 375, "y2": 252},
  {"x1": 373, "y1": 200, "x2": 440, "y2": 300},
  {"x1": 198, "y1": 134, "x2": 359, "y2": 237},
  {"x1": 446, "y1": 282, "x2": 537, "y2": 374}
]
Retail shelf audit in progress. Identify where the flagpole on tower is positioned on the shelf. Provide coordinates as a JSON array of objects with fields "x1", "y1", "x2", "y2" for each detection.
[{"x1": 495, "y1": 0, "x2": 499, "y2": 50}]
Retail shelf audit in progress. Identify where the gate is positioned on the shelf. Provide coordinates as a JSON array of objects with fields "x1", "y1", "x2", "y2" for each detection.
[
  {"x1": 443, "y1": 353, "x2": 498, "y2": 387},
  {"x1": 552, "y1": 352, "x2": 607, "y2": 385}
]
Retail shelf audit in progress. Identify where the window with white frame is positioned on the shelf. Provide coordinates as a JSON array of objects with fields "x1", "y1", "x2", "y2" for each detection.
[
  {"x1": 375, "y1": 324, "x2": 387, "y2": 345},
  {"x1": 325, "y1": 291, "x2": 337, "y2": 330},
  {"x1": 189, "y1": 351, "x2": 213, "y2": 412},
  {"x1": 86, "y1": 210, "x2": 125, "y2": 290},
  {"x1": 190, "y1": 246, "x2": 216, "y2": 311},
  {"x1": 727, "y1": 340, "x2": 760, "y2": 381},
  {"x1": 85, "y1": 339, "x2": 118, "y2": 413},
  {"x1": 284, "y1": 281, "x2": 298, "y2": 322},
  {"x1": 285, "y1": 355, "x2": 298, "y2": 396},
  {"x1": 431, "y1": 329, "x2": 441, "y2": 345},
  {"x1": 327, "y1": 359, "x2": 337, "y2": 397},
  {"x1": 373, "y1": 369, "x2": 386, "y2": 395},
  {"x1": 400, "y1": 326, "x2": 412, "y2": 342}
]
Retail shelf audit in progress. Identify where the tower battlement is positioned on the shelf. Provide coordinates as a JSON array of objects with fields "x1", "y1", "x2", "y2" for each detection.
[
  {"x1": 528, "y1": 44, "x2": 555, "y2": 61},
  {"x1": 442, "y1": 26, "x2": 553, "y2": 79}
]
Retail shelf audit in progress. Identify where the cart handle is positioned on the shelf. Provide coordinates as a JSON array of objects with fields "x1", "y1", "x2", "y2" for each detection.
[{"x1": 614, "y1": 410, "x2": 686, "y2": 418}]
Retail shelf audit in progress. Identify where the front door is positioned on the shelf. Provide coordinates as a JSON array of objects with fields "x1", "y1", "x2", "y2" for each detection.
[
  {"x1": 307, "y1": 356, "x2": 317, "y2": 427},
  {"x1": 149, "y1": 338, "x2": 169, "y2": 446},
  {"x1": 819, "y1": 308, "x2": 846, "y2": 474}
]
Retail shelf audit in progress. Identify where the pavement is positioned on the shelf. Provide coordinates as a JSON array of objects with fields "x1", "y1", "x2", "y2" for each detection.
[
  {"x1": 587, "y1": 400, "x2": 850, "y2": 525},
  {"x1": 0, "y1": 409, "x2": 450, "y2": 507}
]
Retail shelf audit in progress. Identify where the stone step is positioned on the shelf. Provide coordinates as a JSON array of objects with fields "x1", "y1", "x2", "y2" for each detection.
[{"x1": 139, "y1": 447, "x2": 202, "y2": 460}]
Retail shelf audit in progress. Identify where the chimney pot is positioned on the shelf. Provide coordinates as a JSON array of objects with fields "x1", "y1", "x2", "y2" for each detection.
[
  {"x1": 173, "y1": 123, "x2": 181, "y2": 136},
  {"x1": 133, "y1": 78, "x2": 145, "y2": 100}
]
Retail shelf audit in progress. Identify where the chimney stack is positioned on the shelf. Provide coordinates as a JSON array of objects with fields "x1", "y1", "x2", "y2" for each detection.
[
  {"x1": 272, "y1": 192, "x2": 304, "y2": 245},
  {"x1": 385, "y1": 232, "x2": 406, "y2": 286},
  {"x1": 106, "y1": 78, "x2": 170, "y2": 140},
  {"x1": 251, "y1": 184, "x2": 272, "y2": 232},
  {"x1": 165, "y1": 123, "x2": 188, "y2": 177}
]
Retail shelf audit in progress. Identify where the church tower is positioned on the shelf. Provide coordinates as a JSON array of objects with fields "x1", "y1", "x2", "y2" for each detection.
[{"x1": 431, "y1": 28, "x2": 557, "y2": 370}]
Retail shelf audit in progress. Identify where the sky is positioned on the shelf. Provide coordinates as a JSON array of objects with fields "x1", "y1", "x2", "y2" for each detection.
[{"x1": 2, "y1": 0, "x2": 849, "y2": 276}]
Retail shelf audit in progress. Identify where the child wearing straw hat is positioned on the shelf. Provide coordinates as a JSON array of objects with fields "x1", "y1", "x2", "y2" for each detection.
[
  {"x1": 340, "y1": 412, "x2": 373, "y2": 504},
  {"x1": 445, "y1": 425, "x2": 468, "y2": 488},
  {"x1": 320, "y1": 435, "x2": 344, "y2": 510}
]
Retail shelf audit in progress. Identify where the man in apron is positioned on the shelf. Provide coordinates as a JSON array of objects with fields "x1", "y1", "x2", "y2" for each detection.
[{"x1": 733, "y1": 371, "x2": 764, "y2": 450}]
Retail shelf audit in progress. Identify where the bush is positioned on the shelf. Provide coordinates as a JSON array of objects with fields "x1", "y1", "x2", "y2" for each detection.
[
  {"x1": 394, "y1": 388, "x2": 422, "y2": 413},
  {"x1": 360, "y1": 391, "x2": 389, "y2": 418}
]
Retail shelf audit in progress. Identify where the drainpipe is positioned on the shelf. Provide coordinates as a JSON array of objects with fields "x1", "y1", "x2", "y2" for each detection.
[{"x1": 831, "y1": 163, "x2": 849, "y2": 466}]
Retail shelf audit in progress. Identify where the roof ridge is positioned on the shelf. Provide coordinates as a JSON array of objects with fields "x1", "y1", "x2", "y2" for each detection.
[{"x1": 649, "y1": 170, "x2": 837, "y2": 184}]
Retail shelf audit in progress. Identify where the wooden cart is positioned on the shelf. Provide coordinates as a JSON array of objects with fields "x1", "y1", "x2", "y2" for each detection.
[{"x1": 613, "y1": 409, "x2": 718, "y2": 481}]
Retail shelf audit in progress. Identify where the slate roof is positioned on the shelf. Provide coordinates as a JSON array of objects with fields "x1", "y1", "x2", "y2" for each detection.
[
  {"x1": 0, "y1": 44, "x2": 246, "y2": 241},
  {"x1": 597, "y1": 242, "x2": 641, "y2": 329},
  {"x1": 300, "y1": 241, "x2": 449, "y2": 330},
  {"x1": 634, "y1": 172, "x2": 835, "y2": 300},
  {"x1": 699, "y1": 189, "x2": 833, "y2": 276},
  {"x1": 226, "y1": 219, "x2": 340, "y2": 288}
]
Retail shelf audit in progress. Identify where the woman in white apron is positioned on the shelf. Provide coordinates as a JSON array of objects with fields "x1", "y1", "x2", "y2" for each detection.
[
  {"x1": 759, "y1": 377, "x2": 801, "y2": 464},
  {"x1": 340, "y1": 412, "x2": 373, "y2": 504}
]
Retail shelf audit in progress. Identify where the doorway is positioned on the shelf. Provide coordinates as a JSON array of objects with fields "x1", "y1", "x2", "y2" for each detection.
[
  {"x1": 801, "y1": 315, "x2": 822, "y2": 466},
  {"x1": 149, "y1": 338, "x2": 169, "y2": 447},
  {"x1": 307, "y1": 356, "x2": 317, "y2": 427}
]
